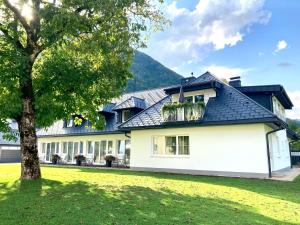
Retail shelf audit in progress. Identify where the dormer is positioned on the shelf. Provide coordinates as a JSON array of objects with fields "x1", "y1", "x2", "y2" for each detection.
[
  {"x1": 164, "y1": 80, "x2": 222, "y2": 105},
  {"x1": 113, "y1": 96, "x2": 147, "y2": 123},
  {"x1": 162, "y1": 79, "x2": 222, "y2": 122}
]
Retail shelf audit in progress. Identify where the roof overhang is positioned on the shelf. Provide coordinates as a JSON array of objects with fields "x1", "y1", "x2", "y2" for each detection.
[
  {"x1": 237, "y1": 85, "x2": 293, "y2": 109},
  {"x1": 164, "y1": 81, "x2": 222, "y2": 95}
]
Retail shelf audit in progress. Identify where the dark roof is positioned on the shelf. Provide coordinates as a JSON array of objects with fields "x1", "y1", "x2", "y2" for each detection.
[
  {"x1": 38, "y1": 88, "x2": 167, "y2": 137},
  {"x1": 119, "y1": 72, "x2": 283, "y2": 130},
  {"x1": 100, "y1": 103, "x2": 116, "y2": 114},
  {"x1": 236, "y1": 85, "x2": 293, "y2": 109},
  {"x1": 113, "y1": 96, "x2": 147, "y2": 111}
]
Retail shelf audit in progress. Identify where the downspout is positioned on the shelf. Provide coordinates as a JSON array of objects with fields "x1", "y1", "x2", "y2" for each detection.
[
  {"x1": 266, "y1": 126, "x2": 285, "y2": 178},
  {"x1": 289, "y1": 140, "x2": 297, "y2": 168}
]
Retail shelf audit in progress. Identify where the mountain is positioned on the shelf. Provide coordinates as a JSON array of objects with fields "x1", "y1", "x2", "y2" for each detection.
[{"x1": 125, "y1": 51, "x2": 183, "y2": 92}]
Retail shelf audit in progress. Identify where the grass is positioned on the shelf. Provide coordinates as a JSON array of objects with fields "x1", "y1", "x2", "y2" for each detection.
[{"x1": 0, "y1": 164, "x2": 300, "y2": 225}]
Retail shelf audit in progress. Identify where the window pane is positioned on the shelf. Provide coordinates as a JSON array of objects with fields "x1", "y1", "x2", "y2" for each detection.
[
  {"x1": 56, "y1": 142, "x2": 60, "y2": 154},
  {"x1": 178, "y1": 136, "x2": 189, "y2": 155},
  {"x1": 67, "y1": 142, "x2": 73, "y2": 162},
  {"x1": 195, "y1": 95, "x2": 204, "y2": 103},
  {"x1": 67, "y1": 119, "x2": 73, "y2": 127},
  {"x1": 122, "y1": 110, "x2": 130, "y2": 122},
  {"x1": 63, "y1": 142, "x2": 67, "y2": 154},
  {"x1": 94, "y1": 142, "x2": 100, "y2": 162},
  {"x1": 184, "y1": 96, "x2": 193, "y2": 103},
  {"x1": 153, "y1": 137, "x2": 165, "y2": 155},
  {"x1": 165, "y1": 136, "x2": 176, "y2": 155},
  {"x1": 107, "y1": 141, "x2": 113, "y2": 154},
  {"x1": 42, "y1": 143, "x2": 46, "y2": 154},
  {"x1": 87, "y1": 141, "x2": 93, "y2": 154},
  {"x1": 100, "y1": 141, "x2": 106, "y2": 161},
  {"x1": 117, "y1": 140, "x2": 125, "y2": 154},
  {"x1": 80, "y1": 142, "x2": 84, "y2": 154},
  {"x1": 74, "y1": 142, "x2": 79, "y2": 156}
]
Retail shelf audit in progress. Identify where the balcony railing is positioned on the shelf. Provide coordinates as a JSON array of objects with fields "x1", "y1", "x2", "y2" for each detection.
[{"x1": 161, "y1": 102, "x2": 205, "y2": 122}]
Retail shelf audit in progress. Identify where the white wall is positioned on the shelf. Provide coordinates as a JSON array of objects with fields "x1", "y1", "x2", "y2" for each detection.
[
  {"x1": 265, "y1": 126, "x2": 290, "y2": 171},
  {"x1": 37, "y1": 133, "x2": 129, "y2": 163},
  {"x1": 131, "y1": 124, "x2": 269, "y2": 177}
]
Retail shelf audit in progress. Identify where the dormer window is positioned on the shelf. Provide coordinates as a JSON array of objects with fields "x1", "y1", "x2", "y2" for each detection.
[
  {"x1": 66, "y1": 119, "x2": 74, "y2": 128},
  {"x1": 184, "y1": 96, "x2": 193, "y2": 103},
  {"x1": 195, "y1": 95, "x2": 204, "y2": 103},
  {"x1": 183, "y1": 95, "x2": 204, "y2": 104},
  {"x1": 122, "y1": 110, "x2": 130, "y2": 122}
]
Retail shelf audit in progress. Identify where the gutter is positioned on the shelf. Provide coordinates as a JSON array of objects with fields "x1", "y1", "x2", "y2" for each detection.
[{"x1": 265, "y1": 126, "x2": 285, "y2": 178}]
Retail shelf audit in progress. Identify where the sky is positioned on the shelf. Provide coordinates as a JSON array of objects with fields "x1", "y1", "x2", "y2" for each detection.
[{"x1": 143, "y1": 0, "x2": 300, "y2": 119}]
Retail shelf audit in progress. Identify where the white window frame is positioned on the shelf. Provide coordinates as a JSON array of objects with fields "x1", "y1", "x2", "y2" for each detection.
[
  {"x1": 122, "y1": 110, "x2": 130, "y2": 122},
  {"x1": 151, "y1": 135, "x2": 190, "y2": 157},
  {"x1": 41, "y1": 142, "x2": 60, "y2": 162}
]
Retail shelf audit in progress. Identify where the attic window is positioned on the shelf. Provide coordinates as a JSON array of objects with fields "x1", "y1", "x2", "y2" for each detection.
[
  {"x1": 66, "y1": 119, "x2": 74, "y2": 128},
  {"x1": 122, "y1": 110, "x2": 130, "y2": 122},
  {"x1": 195, "y1": 95, "x2": 204, "y2": 103}
]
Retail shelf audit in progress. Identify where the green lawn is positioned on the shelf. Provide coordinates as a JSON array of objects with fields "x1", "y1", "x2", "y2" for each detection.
[{"x1": 1, "y1": 164, "x2": 300, "y2": 225}]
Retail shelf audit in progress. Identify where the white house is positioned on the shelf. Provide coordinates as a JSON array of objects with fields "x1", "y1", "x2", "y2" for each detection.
[{"x1": 37, "y1": 72, "x2": 299, "y2": 178}]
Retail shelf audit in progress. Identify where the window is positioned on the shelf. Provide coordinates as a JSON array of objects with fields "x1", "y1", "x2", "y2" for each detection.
[
  {"x1": 152, "y1": 136, "x2": 190, "y2": 156},
  {"x1": 178, "y1": 136, "x2": 189, "y2": 155},
  {"x1": 165, "y1": 136, "x2": 176, "y2": 155},
  {"x1": 117, "y1": 140, "x2": 125, "y2": 154},
  {"x1": 55, "y1": 142, "x2": 60, "y2": 154},
  {"x1": 80, "y1": 142, "x2": 84, "y2": 154},
  {"x1": 42, "y1": 143, "x2": 46, "y2": 154},
  {"x1": 87, "y1": 141, "x2": 93, "y2": 154},
  {"x1": 184, "y1": 96, "x2": 193, "y2": 103},
  {"x1": 107, "y1": 141, "x2": 113, "y2": 154},
  {"x1": 122, "y1": 110, "x2": 130, "y2": 122},
  {"x1": 63, "y1": 142, "x2": 67, "y2": 154},
  {"x1": 194, "y1": 95, "x2": 204, "y2": 103},
  {"x1": 66, "y1": 119, "x2": 73, "y2": 128}
]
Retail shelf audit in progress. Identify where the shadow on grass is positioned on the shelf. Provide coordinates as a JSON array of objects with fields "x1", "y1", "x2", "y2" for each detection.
[
  {"x1": 0, "y1": 177, "x2": 297, "y2": 225},
  {"x1": 44, "y1": 165, "x2": 300, "y2": 205}
]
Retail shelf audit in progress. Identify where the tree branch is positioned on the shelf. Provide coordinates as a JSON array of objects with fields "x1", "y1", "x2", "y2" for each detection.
[
  {"x1": 3, "y1": 0, "x2": 32, "y2": 34},
  {"x1": 0, "y1": 22, "x2": 24, "y2": 50}
]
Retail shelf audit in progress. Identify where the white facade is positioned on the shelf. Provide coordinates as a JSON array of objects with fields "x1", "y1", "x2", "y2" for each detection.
[{"x1": 130, "y1": 124, "x2": 273, "y2": 178}]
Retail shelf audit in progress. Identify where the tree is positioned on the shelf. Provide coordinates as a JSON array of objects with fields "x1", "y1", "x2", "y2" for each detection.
[
  {"x1": 0, "y1": 0, "x2": 166, "y2": 180},
  {"x1": 287, "y1": 119, "x2": 300, "y2": 151}
]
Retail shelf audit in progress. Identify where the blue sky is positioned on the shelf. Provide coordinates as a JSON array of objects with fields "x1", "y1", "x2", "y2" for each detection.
[{"x1": 143, "y1": 0, "x2": 300, "y2": 119}]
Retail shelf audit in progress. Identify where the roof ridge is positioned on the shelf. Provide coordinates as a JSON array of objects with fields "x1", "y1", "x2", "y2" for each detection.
[{"x1": 118, "y1": 95, "x2": 171, "y2": 128}]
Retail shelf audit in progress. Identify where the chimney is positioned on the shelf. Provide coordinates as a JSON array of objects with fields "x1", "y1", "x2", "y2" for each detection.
[{"x1": 229, "y1": 76, "x2": 241, "y2": 87}]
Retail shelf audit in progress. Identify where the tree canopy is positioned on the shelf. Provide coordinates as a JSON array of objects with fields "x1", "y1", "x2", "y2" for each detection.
[{"x1": 0, "y1": 0, "x2": 166, "y2": 134}]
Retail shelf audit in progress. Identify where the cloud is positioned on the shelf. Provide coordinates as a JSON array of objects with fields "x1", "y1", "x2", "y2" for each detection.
[
  {"x1": 144, "y1": 0, "x2": 271, "y2": 67},
  {"x1": 204, "y1": 65, "x2": 251, "y2": 80},
  {"x1": 287, "y1": 91, "x2": 300, "y2": 119},
  {"x1": 277, "y1": 62, "x2": 293, "y2": 68},
  {"x1": 274, "y1": 40, "x2": 287, "y2": 54}
]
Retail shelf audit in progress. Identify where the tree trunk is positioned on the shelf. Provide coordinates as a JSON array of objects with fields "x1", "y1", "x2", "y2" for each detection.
[{"x1": 19, "y1": 61, "x2": 41, "y2": 180}]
